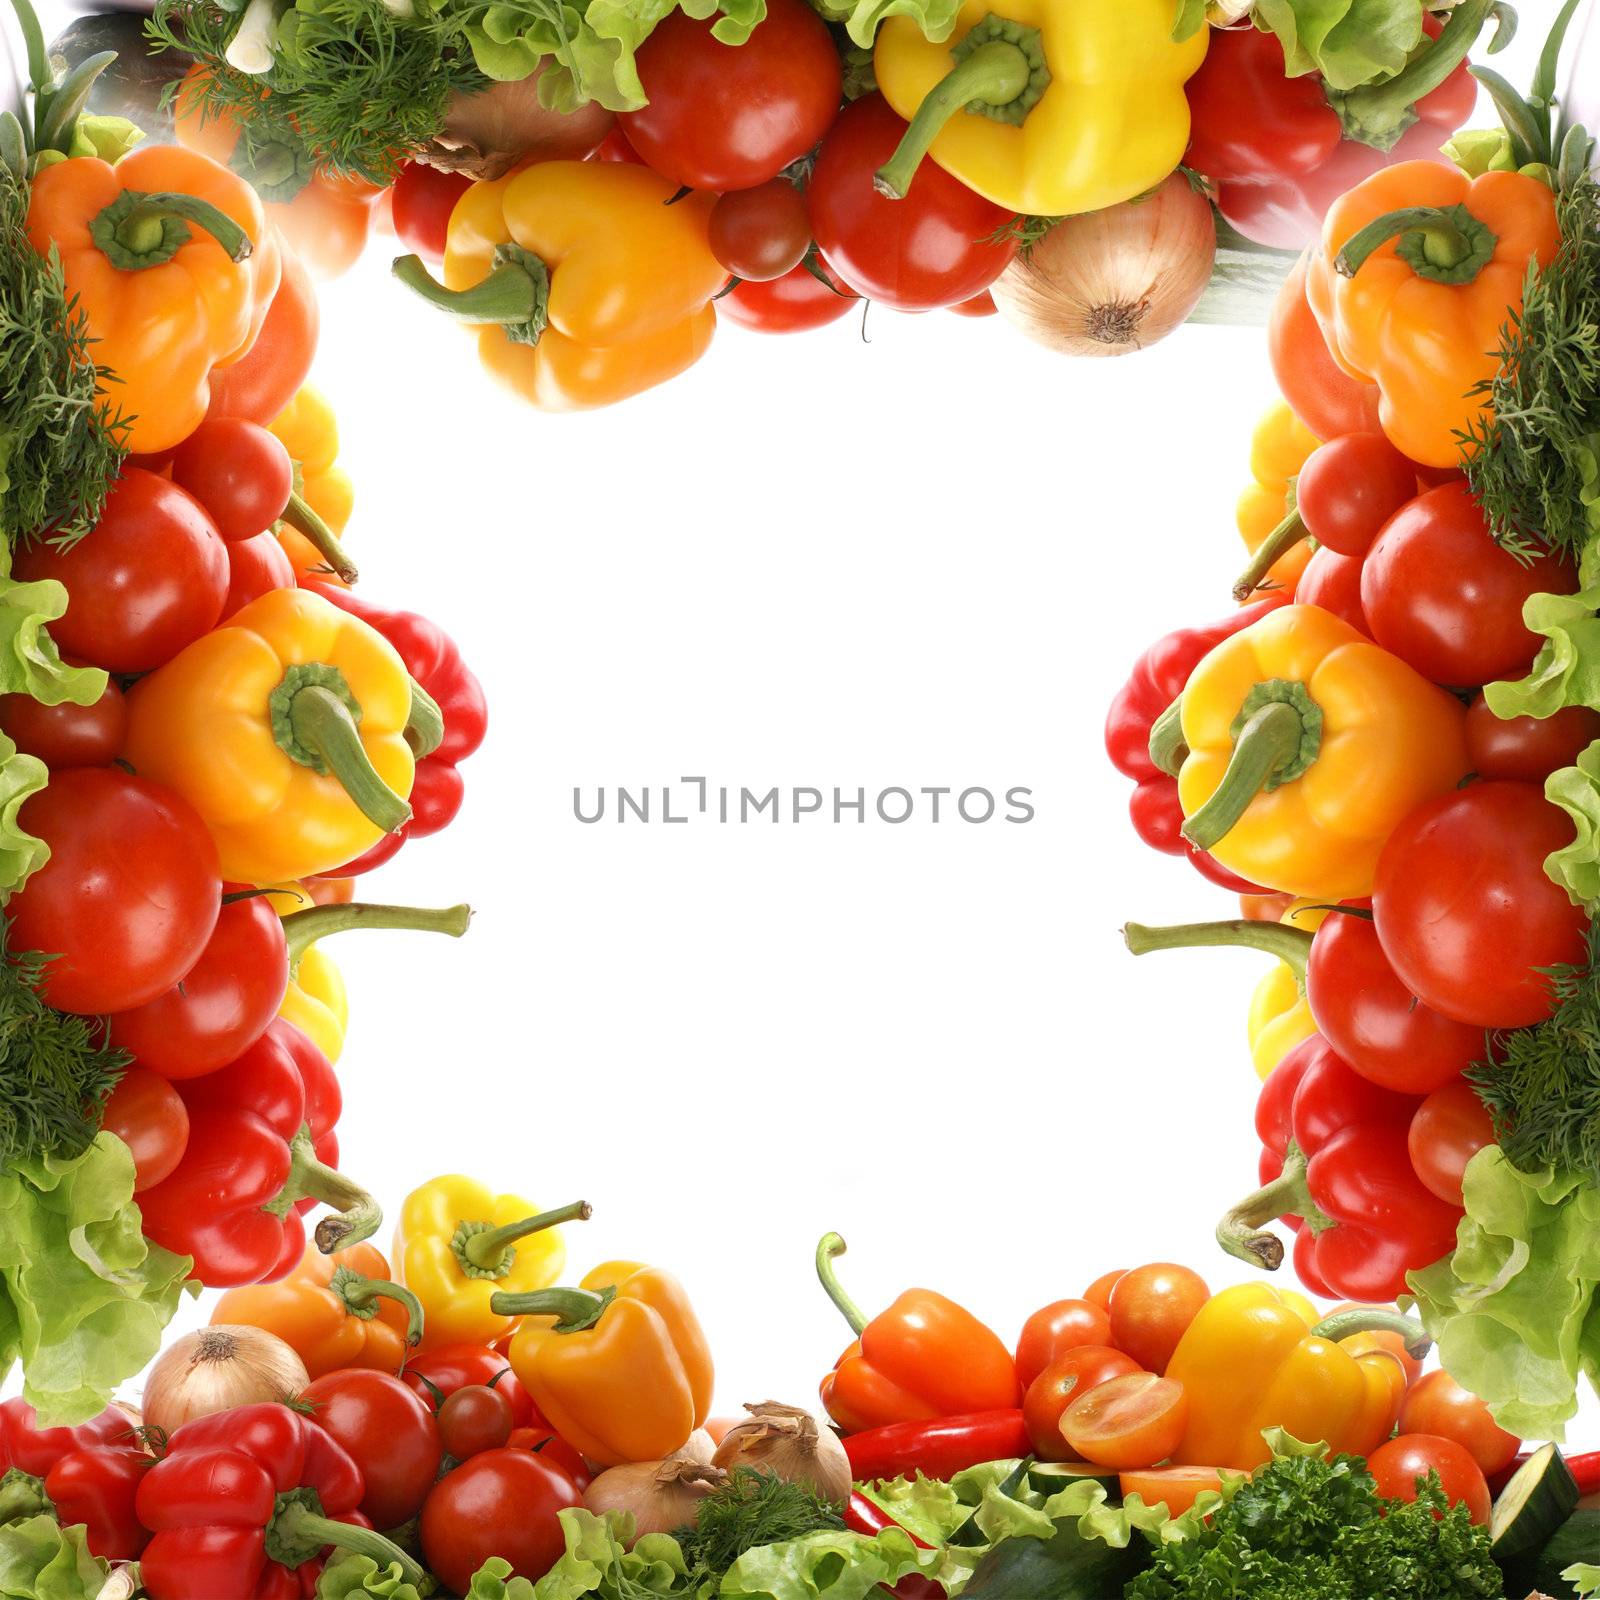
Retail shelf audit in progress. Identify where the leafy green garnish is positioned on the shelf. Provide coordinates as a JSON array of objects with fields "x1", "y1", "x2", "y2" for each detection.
[
  {"x1": 524, "y1": 1511, "x2": 691, "y2": 1597},
  {"x1": 1568, "y1": 1562, "x2": 1600, "y2": 1597},
  {"x1": 1171, "y1": 1, "x2": 1427, "y2": 93},
  {"x1": 0, "y1": 1516, "x2": 115, "y2": 1599},
  {"x1": 806, "y1": 0, "x2": 960, "y2": 49},
  {"x1": 676, "y1": 1470, "x2": 844, "y2": 1581},
  {"x1": 0, "y1": 740, "x2": 48, "y2": 900},
  {"x1": 316, "y1": 1549, "x2": 426, "y2": 1599},
  {"x1": 0, "y1": 546, "x2": 110, "y2": 712}
]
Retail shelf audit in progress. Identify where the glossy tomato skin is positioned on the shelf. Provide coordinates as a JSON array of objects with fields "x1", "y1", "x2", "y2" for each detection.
[
  {"x1": 99, "y1": 1068, "x2": 190, "y2": 1191},
  {"x1": 392, "y1": 162, "x2": 473, "y2": 263},
  {"x1": 8, "y1": 769, "x2": 221, "y2": 1014},
  {"x1": 1409, "y1": 1081, "x2": 1496, "y2": 1207},
  {"x1": 0, "y1": 668, "x2": 125, "y2": 769},
  {"x1": 1296, "y1": 544, "x2": 1370, "y2": 636},
  {"x1": 1368, "y1": 1433, "x2": 1491, "y2": 1525},
  {"x1": 1061, "y1": 1373, "x2": 1188, "y2": 1471},
  {"x1": 719, "y1": 254, "x2": 858, "y2": 332},
  {"x1": 1107, "y1": 1264, "x2": 1209, "y2": 1375},
  {"x1": 1083, "y1": 1271, "x2": 1127, "y2": 1312},
  {"x1": 403, "y1": 1345, "x2": 536, "y2": 1427},
  {"x1": 1016, "y1": 1300, "x2": 1114, "y2": 1393},
  {"x1": 1296, "y1": 433, "x2": 1418, "y2": 558},
  {"x1": 621, "y1": 0, "x2": 841, "y2": 190},
  {"x1": 14, "y1": 469, "x2": 228, "y2": 673},
  {"x1": 223, "y1": 530, "x2": 297, "y2": 620},
  {"x1": 1373, "y1": 782, "x2": 1590, "y2": 1029},
  {"x1": 1466, "y1": 694, "x2": 1600, "y2": 783},
  {"x1": 1398, "y1": 1373, "x2": 1519, "y2": 1477},
  {"x1": 421, "y1": 1449, "x2": 582, "y2": 1593},
  {"x1": 708, "y1": 179, "x2": 811, "y2": 280},
  {"x1": 1363, "y1": 484, "x2": 1577, "y2": 687},
  {"x1": 437, "y1": 1385, "x2": 514, "y2": 1461},
  {"x1": 170, "y1": 418, "x2": 294, "y2": 541},
  {"x1": 302, "y1": 1370, "x2": 444, "y2": 1529},
  {"x1": 1023, "y1": 1347, "x2": 1141, "y2": 1461},
  {"x1": 808, "y1": 95, "x2": 1016, "y2": 312}
]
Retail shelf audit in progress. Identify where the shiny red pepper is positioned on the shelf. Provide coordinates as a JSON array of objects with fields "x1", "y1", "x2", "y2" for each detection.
[
  {"x1": 0, "y1": 1400, "x2": 132, "y2": 1477},
  {"x1": 842, "y1": 1411, "x2": 1031, "y2": 1483},
  {"x1": 846, "y1": 1492, "x2": 945, "y2": 1600},
  {"x1": 1104, "y1": 597, "x2": 1284, "y2": 895},
  {"x1": 45, "y1": 1446, "x2": 153, "y2": 1560}
]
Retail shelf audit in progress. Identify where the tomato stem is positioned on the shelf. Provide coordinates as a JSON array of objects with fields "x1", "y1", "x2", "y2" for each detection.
[
  {"x1": 1123, "y1": 918, "x2": 1313, "y2": 982},
  {"x1": 330, "y1": 1266, "x2": 425, "y2": 1345},
  {"x1": 89, "y1": 189, "x2": 253, "y2": 271},
  {"x1": 279, "y1": 490, "x2": 359, "y2": 586},
  {"x1": 1232, "y1": 508, "x2": 1307, "y2": 603},
  {"x1": 1311, "y1": 1306, "x2": 1432, "y2": 1360},
  {"x1": 815, "y1": 1232, "x2": 869, "y2": 1336},
  {"x1": 1334, "y1": 203, "x2": 1499, "y2": 284},
  {"x1": 281, "y1": 900, "x2": 472, "y2": 971},
  {"x1": 1216, "y1": 1141, "x2": 1331, "y2": 1271},
  {"x1": 489, "y1": 1283, "x2": 616, "y2": 1332},
  {"x1": 453, "y1": 1199, "x2": 593, "y2": 1280}
]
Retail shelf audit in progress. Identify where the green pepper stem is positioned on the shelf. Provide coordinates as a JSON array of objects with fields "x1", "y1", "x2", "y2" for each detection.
[
  {"x1": 272, "y1": 1129, "x2": 382, "y2": 1254},
  {"x1": 268, "y1": 1494, "x2": 428, "y2": 1588},
  {"x1": 330, "y1": 1267, "x2": 425, "y2": 1345},
  {"x1": 281, "y1": 900, "x2": 471, "y2": 968},
  {"x1": 405, "y1": 677, "x2": 445, "y2": 760},
  {"x1": 463, "y1": 1200, "x2": 592, "y2": 1273},
  {"x1": 287, "y1": 684, "x2": 413, "y2": 835},
  {"x1": 1232, "y1": 509, "x2": 1307, "y2": 603},
  {"x1": 1217, "y1": 1142, "x2": 1331, "y2": 1272},
  {"x1": 1311, "y1": 1307, "x2": 1432, "y2": 1360},
  {"x1": 874, "y1": 41, "x2": 1033, "y2": 199},
  {"x1": 280, "y1": 490, "x2": 358, "y2": 586},
  {"x1": 487, "y1": 1283, "x2": 614, "y2": 1332},
  {"x1": 1181, "y1": 700, "x2": 1308, "y2": 852},
  {"x1": 392, "y1": 251, "x2": 543, "y2": 330},
  {"x1": 1123, "y1": 918, "x2": 1313, "y2": 982},
  {"x1": 1334, "y1": 203, "x2": 1498, "y2": 283},
  {"x1": 815, "y1": 1232, "x2": 869, "y2": 1337},
  {"x1": 1147, "y1": 698, "x2": 1188, "y2": 777},
  {"x1": 0, "y1": 1468, "x2": 49, "y2": 1524},
  {"x1": 91, "y1": 191, "x2": 252, "y2": 269}
]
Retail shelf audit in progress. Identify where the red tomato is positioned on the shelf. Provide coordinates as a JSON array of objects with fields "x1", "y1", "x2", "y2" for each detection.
[
  {"x1": 590, "y1": 127, "x2": 644, "y2": 164},
  {"x1": 301, "y1": 1370, "x2": 443, "y2": 1529},
  {"x1": 1107, "y1": 1264, "x2": 1210, "y2": 1375},
  {"x1": 14, "y1": 470, "x2": 227, "y2": 673},
  {"x1": 223, "y1": 531, "x2": 296, "y2": 619},
  {"x1": 170, "y1": 418, "x2": 294, "y2": 541},
  {"x1": 1373, "y1": 782, "x2": 1590, "y2": 1028},
  {"x1": 1399, "y1": 1373, "x2": 1519, "y2": 1477},
  {"x1": 1296, "y1": 433, "x2": 1419, "y2": 559},
  {"x1": 948, "y1": 290, "x2": 998, "y2": 317},
  {"x1": 403, "y1": 1345, "x2": 536, "y2": 1427},
  {"x1": 1119, "y1": 1465, "x2": 1224, "y2": 1516},
  {"x1": 392, "y1": 162, "x2": 473, "y2": 263},
  {"x1": 506, "y1": 1426, "x2": 593, "y2": 1492},
  {"x1": 1061, "y1": 1373, "x2": 1189, "y2": 1471},
  {"x1": 708, "y1": 179, "x2": 811, "y2": 280},
  {"x1": 1466, "y1": 694, "x2": 1600, "y2": 783},
  {"x1": 807, "y1": 95, "x2": 1016, "y2": 312},
  {"x1": 99, "y1": 1068, "x2": 190, "y2": 1191},
  {"x1": 1409, "y1": 1081, "x2": 1496, "y2": 1207},
  {"x1": 1023, "y1": 1347, "x2": 1141, "y2": 1461},
  {"x1": 621, "y1": 0, "x2": 840, "y2": 190},
  {"x1": 1368, "y1": 1433, "x2": 1492, "y2": 1525},
  {"x1": 0, "y1": 667, "x2": 125, "y2": 769},
  {"x1": 1363, "y1": 483, "x2": 1577, "y2": 687},
  {"x1": 1083, "y1": 1270, "x2": 1127, "y2": 1313},
  {"x1": 421, "y1": 1449, "x2": 581, "y2": 1593},
  {"x1": 1016, "y1": 1300, "x2": 1114, "y2": 1392},
  {"x1": 437, "y1": 1385, "x2": 514, "y2": 1461},
  {"x1": 719, "y1": 253, "x2": 858, "y2": 332},
  {"x1": 1296, "y1": 544, "x2": 1370, "y2": 636},
  {"x1": 8, "y1": 769, "x2": 221, "y2": 1014}
]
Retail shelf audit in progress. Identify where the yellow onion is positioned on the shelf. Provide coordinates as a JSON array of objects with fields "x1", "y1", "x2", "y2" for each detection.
[
  {"x1": 711, "y1": 1402, "x2": 852, "y2": 1505},
  {"x1": 425, "y1": 68, "x2": 615, "y2": 180},
  {"x1": 141, "y1": 1325, "x2": 309, "y2": 1435},
  {"x1": 583, "y1": 1456, "x2": 729, "y2": 1541}
]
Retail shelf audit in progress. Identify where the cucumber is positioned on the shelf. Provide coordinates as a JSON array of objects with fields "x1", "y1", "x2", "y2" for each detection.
[
  {"x1": 1026, "y1": 1461, "x2": 1120, "y2": 1496},
  {"x1": 1498, "y1": 1507, "x2": 1600, "y2": 1598},
  {"x1": 1492, "y1": 1442, "x2": 1582, "y2": 1564}
]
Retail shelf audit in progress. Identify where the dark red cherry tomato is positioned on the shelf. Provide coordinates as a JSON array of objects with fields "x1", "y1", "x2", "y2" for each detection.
[
  {"x1": 222, "y1": 531, "x2": 296, "y2": 620},
  {"x1": 437, "y1": 1385, "x2": 514, "y2": 1461},
  {"x1": 391, "y1": 162, "x2": 473, "y2": 263},
  {"x1": 1466, "y1": 693, "x2": 1600, "y2": 782},
  {"x1": 403, "y1": 1345, "x2": 536, "y2": 1427},
  {"x1": 719, "y1": 253, "x2": 858, "y2": 333},
  {"x1": 170, "y1": 418, "x2": 294, "y2": 541},
  {"x1": 1296, "y1": 544, "x2": 1369, "y2": 636},
  {"x1": 1295, "y1": 432, "x2": 1418, "y2": 558},
  {"x1": 100, "y1": 1068, "x2": 191, "y2": 1191},
  {"x1": 709, "y1": 179, "x2": 811, "y2": 280},
  {"x1": 1409, "y1": 1080, "x2": 1496, "y2": 1207},
  {"x1": 0, "y1": 665, "x2": 125, "y2": 769}
]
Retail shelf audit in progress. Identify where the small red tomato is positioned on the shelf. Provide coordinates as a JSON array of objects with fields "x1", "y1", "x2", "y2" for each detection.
[
  {"x1": 99, "y1": 1069, "x2": 190, "y2": 1191},
  {"x1": 1466, "y1": 694, "x2": 1600, "y2": 783},
  {"x1": 223, "y1": 531, "x2": 297, "y2": 620},
  {"x1": 709, "y1": 180, "x2": 811, "y2": 281},
  {"x1": 1107, "y1": 1264, "x2": 1210, "y2": 1375},
  {"x1": 403, "y1": 1345, "x2": 536, "y2": 1427},
  {"x1": 301, "y1": 1369, "x2": 443, "y2": 1529},
  {"x1": 1398, "y1": 1373, "x2": 1519, "y2": 1477},
  {"x1": 719, "y1": 253, "x2": 858, "y2": 333},
  {"x1": 0, "y1": 666, "x2": 125, "y2": 769},
  {"x1": 421, "y1": 1449, "x2": 581, "y2": 1594},
  {"x1": 1296, "y1": 544, "x2": 1370, "y2": 636},
  {"x1": 392, "y1": 162, "x2": 473, "y2": 263},
  {"x1": 1296, "y1": 433, "x2": 1419, "y2": 558},
  {"x1": 1023, "y1": 1346, "x2": 1141, "y2": 1461},
  {"x1": 506, "y1": 1427, "x2": 592, "y2": 1492},
  {"x1": 169, "y1": 418, "x2": 294, "y2": 541},
  {"x1": 1409, "y1": 1081, "x2": 1496, "y2": 1208},
  {"x1": 1368, "y1": 1433, "x2": 1492, "y2": 1525},
  {"x1": 1083, "y1": 1270, "x2": 1127, "y2": 1313},
  {"x1": 437, "y1": 1384, "x2": 515, "y2": 1461},
  {"x1": 948, "y1": 290, "x2": 998, "y2": 318},
  {"x1": 1016, "y1": 1300, "x2": 1115, "y2": 1393}
]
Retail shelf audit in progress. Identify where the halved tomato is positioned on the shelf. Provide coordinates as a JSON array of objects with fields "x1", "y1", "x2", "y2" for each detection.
[
  {"x1": 1062, "y1": 1373, "x2": 1189, "y2": 1470},
  {"x1": 1120, "y1": 1465, "x2": 1225, "y2": 1517}
]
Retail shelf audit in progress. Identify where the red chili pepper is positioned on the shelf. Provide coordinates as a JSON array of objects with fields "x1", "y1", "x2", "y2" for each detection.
[
  {"x1": 45, "y1": 1446, "x2": 153, "y2": 1561},
  {"x1": 1220, "y1": 1034, "x2": 1462, "y2": 1303},
  {"x1": 0, "y1": 1399, "x2": 132, "y2": 1478},
  {"x1": 303, "y1": 581, "x2": 488, "y2": 876},
  {"x1": 845, "y1": 1492, "x2": 945, "y2": 1600},
  {"x1": 842, "y1": 1411, "x2": 1030, "y2": 1484},
  {"x1": 136, "y1": 1019, "x2": 377, "y2": 1287},
  {"x1": 1104, "y1": 597, "x2": 1284, "y2": 895},
  {"x1": 1489, "y1": 1450, "x2": 1600, "y2": 1498}
]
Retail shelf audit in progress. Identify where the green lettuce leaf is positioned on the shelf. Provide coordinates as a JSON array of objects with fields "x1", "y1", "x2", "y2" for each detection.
[
  {"x1": 527, "y1": 1511, "x2": 693, "y2": 1598},
  {"x1": 0, "y1": 546, "x2": 108, "y2": 710},
  {"x1": 1249, "y1": 0, "x2": 1426, "y2": 90},
  {"x1": 1484, "y1": 584, "x2": 1600, "y2": 722},
  {"x1": 0, "y1": 1134, "x2": 194, "y2": 1426},
  {"x1": 0, "y1": 1517, "x2": 112, "y2": 1600},
  {"x1": 1566, "y1": 1563, "x2": 1600, "y2": 1596},
  {"x1": 1545, "y1": 739, "x2": 1600, "y2": 907},
  {"x1": 1406, "y1": 1149, "x2": 1600, "y2": 1440},
  {"x1": 317, "y1": 1550, "x2": 426, "y2": 1599},
  {"x1": 719, "y1": 1526, "x2": 934, "y2": 1600},
  {"x1": 0, "y1": 733, "x2": 48, "y2": 897},
  {"x1": 805, "y1": 0, "x2": 961, "y2": 49}
]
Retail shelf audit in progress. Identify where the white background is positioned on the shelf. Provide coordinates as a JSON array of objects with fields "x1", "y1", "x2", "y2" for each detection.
[{"x1": 15, "y1": 0, "x2": 1600, "y2": 1445}]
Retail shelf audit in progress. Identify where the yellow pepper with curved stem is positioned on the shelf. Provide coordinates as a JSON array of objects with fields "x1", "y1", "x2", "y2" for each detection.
[
  {"x1": 1234, "y1": 402, "x2": 1320, "y2": 605},
  {"x1": 270, "y1": 386, "x2": 356, "y2": 586},
  {"x1": 280, "y1": 941, "x2": 347, "y2": 1064},
  {"x1": 872, "y1": 0, "x2": 1206, "y2": 216},
  {"x1": 1168, "y1": 1284, "x2": 1417, "y2": 1469},
  {"x1": 393, "y1": 163, "x2": 725, "y2": 412},
  {"x1": 392, "y1": 1178, "x2": 588, "y2": 1350},
  {"x1": 1175, "y1": 604, "x2": 1468, "y2": 899}
]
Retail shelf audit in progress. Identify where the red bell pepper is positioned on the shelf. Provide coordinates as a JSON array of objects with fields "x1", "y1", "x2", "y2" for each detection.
[
  {"x1": 0, "y1": 1400, "x2": 132, "y2": 1477},
  {"x1": 842, "y1": 1411, "x2": 1031, "y2": 1483},
  {"x1": 136, "y1": 1403, "x2": 425, "y2": 1600},
  {"x1": 1219, "y1": 1033, "x2": 1462, "y2": 1302},
  {"x1": 136, "y1": 1019, "x2": 378, "y2": 1288},
  {"x1": 44, "y1": 1447, "x2": 152, "y2": 1560},
  {"x1": 1184, "y1": 3, "x2": 1494, "y2": 249},
  {"x1": 303, "y1": 580, "x2": 488, "y2": 876},
  {"x1": 1104, "y1": 597, "x2": 1283, "y2": 895}
]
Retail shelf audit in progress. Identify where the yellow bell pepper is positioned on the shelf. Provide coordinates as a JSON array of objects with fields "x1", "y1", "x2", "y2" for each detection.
[
  {"x1": 122, "y1": 588, "x2": 427, "y2": 885},
  {"x1": 270, "y1": 386, "x2": 357, "y2": 587},
  {"x1": 280, "y1": 940, "x2": 347, "y2": 1064},
  {"x1": 872, "y1": 0, "x2": 1206, "y2": 216},
  {"x1": 1175, "y1": 604, "x2": 1468, "y2": 899},
  {"x1": 393, "y1": 163, "x2": 724, "y2": 412},
  {"x1": 1233, "y1": 401, "x2": 1320, "y2": 604},
  {"x1": 1168, "y1": 1284, "x2": 1417, "y2": 1470},
  {"x1": 496, "y1": 1262, "x2": 715, "y2": 1467},
  {"x1": 392, "y1": 1177, "x2": 587, "y2": 1350}
]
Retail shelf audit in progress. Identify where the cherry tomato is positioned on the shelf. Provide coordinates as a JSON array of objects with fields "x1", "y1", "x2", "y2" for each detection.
[
  {"x1": 403, "y1": 1345, "x2": 536, "y2": 1427},
  {"x1": 948, "y1": 290, "x2": 998, "y2": 318},
  {"x1": 223, "y1": 531, "x2": 297, "y2": 620},
  {"x1": 1363, "y1": 483, "x2": 1577, "y2": 687},
  {"x1": 1118, "y1": 1465, "x2": 1224, "y2": 1516},
  {"x1": 719, "y1": 253, "x2": 858, "y2": 333},
  {"x1": 1107, "y1": 1264, "x2": 1210, "y2": 1375},
  {"x1": 170, "y1": 418, "x2": 294, "y2": 542},
  {"x1": 0, "y1": 667, "x2": 125, "y2": 769},
  {"x1": 1296, "y1": 544, "x2": 1370, "y2": 636},
  {"x1": 808, "y1": 95, "x2": 1016, "y2": 312},
  {"x1": 1016, "y1": 1299, "x2": 1114, "y2": 1392},
  {"x1": 1083, "y1": 1270, "x2": 1127, "y2": 1313},
  {"x1": 1409, "y1": 1081, "x2": 1496, "y2": 1207},
  {"x1": 207, "y1": 243, "x2": 319, "y2": 426},
  {"x1": 591, "y1": 127, "x2": 645, "y2": 164},
  {"x1": 99, "y1": 1068, "x2": 190, "y2": 1191},
  {"x1": 301, "y1": 1369, "x2": 443, "y2": 1529},
  {"x1": 1466, "y1": 694, "x2": 1600, "y2": 783},
  {"x1": 708, "y1": 179, "x2": 811, "y2": 281},
  {"x1": 506, "y1": 1426, "x2": 593, "y2": 1492},
  {"x1": 421, "y1": 1448, "x2": 581, "y2": 1593},
  {"x1": 1023, "y1": 1346, "x2": 1141, "y2": 1461},
  {"x1": 8, "y1": 769, "x2": 221, "y2": 1014},
  {"x1": 1399, "y1": 1373, "x2": 1519, "y2": 1477},
  {"x1": 1061, "y1": 1373, "x2": 1189, "y2": 1471},
  {"x1": 14, "y1": 470, "x2": 227, "y2": 673},
  {"x1": 1367, "y1": 1433, "x2": 1491, "y2": 1525},
  {"x1": 621, "y1": 0, "x2": 840, "y2": 191},
  {"x1": 438, "y1": 1384, "x2": 514, "y2": 1461},
  {"x1": 1373, "y1": 782, "x2": 1590, "y2": 1029},
  {"x1": 1296, "y1": 433, "x2": 1418, "y2": 558},
  {"x1": 392, "y1": 162, "x2": 473, "y2": 263}
]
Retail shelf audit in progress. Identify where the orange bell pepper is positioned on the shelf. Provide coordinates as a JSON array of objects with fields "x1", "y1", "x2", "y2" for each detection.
[
  {"x1": 269, "y1": 387, "x2": 357, "y2": 586},
  {"x1": 495, "y1": 1262, "x2": 714, "y2": 1467},
  {"x1": 814, "y1": 1233, "x2": 1020, "y2": 1433},
  {"x1": 1233, "y1": 401, "x2": 1320, "y2": 603},
  {"x1": 1306, "y1": 161, "x2": 1560, "y2": 468},
  {"x1": 25, "y1": 145, "x2": 281, "y2": 453},
  {"x1": 212, "y1": 1239, "x2": 424, "y2": 1379}
]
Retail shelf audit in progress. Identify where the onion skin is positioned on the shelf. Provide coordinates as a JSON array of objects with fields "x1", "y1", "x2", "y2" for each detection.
[
  {"x1": 140, "y1": 1325, "x2": 310, "y2": 1436},
  {"x1": 424, "y1": 69, "x2": 616, "y2": 181},
  {"x1": 993, "y1": 174, "x2": 1218, "y2": 358},
  {"x1": 711, "y1": 1401, "x2": 852, "y2": 1506},
  {"x1": 583, "y1": 1456, "x2": 728, "y2": 1541}
]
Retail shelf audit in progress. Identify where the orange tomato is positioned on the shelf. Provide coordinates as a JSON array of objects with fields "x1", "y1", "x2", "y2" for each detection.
[
  {"x1": 1399, "y1": 1372, "x2": 1519, "y2": 1477},
  {"x1": 1331, "y1": 1302, "x2": 1424, "y2": 1385},
  {"x1": 1108, "y1": 1264, "x2": 1210, "y2": 1375},
  {"x1": 1062, "y1": 1373, "x2": 1189, "y2": 1471},
  {"x1": 1083, "y1": 1270, "x2": 1127, "y2": 1313},
  {"x1": 1119, "y1": 1465, "x2": 1225, "y2": 1516},
  {"x1": 1016, "y1": 1299, "x2": 1114, "y2": 1392},
  {"x1": 1023, "y1": 1347, "x2": 1140, "y2": 1462}
]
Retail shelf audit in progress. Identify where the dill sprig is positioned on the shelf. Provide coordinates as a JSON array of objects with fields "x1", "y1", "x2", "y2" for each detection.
[
  {"x1": 0, "y1": 920, "x2": 129, "y2": 1167},
  {"x1": 1469, "y1": 919, "x2": 1600, "y2": 1179},
  {"x1": 1458, "y1": 170, "x2": 1600, "y2": 560},
  {"x1": 676, "y1": 1469, "x2": 845, "y2": 1582},
  {"x1": 0, "y1": 163, "x2": 128, "y2": 550}
]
